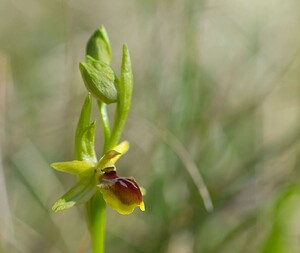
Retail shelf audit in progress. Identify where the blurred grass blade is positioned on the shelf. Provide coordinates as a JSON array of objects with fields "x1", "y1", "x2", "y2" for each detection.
[
  {"x1": 161, "y1": 129, "x2": 214, "y2": 212},
  {"x1": 136, "y1": 117, "x2": 214, "y2": 212}
]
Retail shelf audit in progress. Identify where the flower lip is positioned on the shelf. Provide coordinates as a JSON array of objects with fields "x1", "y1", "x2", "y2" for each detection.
[
  {"x1": 102, "y1": 170, "x2": 118, "y2": 180},
  {"x1": 97, "y1": 170, "x2": 145, "y2": 214}
]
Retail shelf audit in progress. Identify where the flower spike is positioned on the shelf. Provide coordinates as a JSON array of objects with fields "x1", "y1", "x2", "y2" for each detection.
[{"x1": 51, "y1": 26, "x2": 142, "y2": 253}]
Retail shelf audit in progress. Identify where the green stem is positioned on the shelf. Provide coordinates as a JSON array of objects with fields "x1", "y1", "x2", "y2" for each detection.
[
  {"x1": 88, "y1": 101, "x2": 127, "y2": 253},
  {"x1": 86, "y1": 44, "x2": 132, "y2": 253},
  {"x1": 97, "y1": 100, "x2": 111, "y2": 152},
  {"x1": 87, "y1": 101, "x2": 111, "y2": 253},
  {"x1": 87, "y1": 192, "x2": 106, "y2": 253},
  {"x1": 88, "y1": 100, "x2": 119, "y2": 253}
]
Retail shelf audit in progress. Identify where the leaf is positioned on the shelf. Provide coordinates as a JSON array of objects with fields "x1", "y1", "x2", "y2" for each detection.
[{"x1": 52, "y1": 177, "x2": 96, "y2": 212}]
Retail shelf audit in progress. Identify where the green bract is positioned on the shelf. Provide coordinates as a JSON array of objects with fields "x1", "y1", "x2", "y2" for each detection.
[
  {"x1": 119, "y1": 44, "x2": 133, "y2": 112},
  {"x1": 75, "y1": 94, "x2": 97, "y2": 162},
  {"x1": 109, "y1": 44, "x2": 133, "y2": 149}
]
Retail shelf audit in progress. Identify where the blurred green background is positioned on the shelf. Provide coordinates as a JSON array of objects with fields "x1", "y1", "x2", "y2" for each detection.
[{"x1": 1, "y1": 0, "x2": 300, "y2": 252}]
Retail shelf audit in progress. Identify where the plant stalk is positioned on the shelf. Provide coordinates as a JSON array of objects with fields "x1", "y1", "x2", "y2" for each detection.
[{"x1": 88, "y1": 99, "x2": 124, "y2": 253}]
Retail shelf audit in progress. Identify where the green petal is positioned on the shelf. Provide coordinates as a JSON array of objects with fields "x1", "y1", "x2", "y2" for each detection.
[
  {"x1": 98, "y1": 141, "x2": 129, "y2": 169},
  {"x1": 52, "y1": 177, "x2": 96, "y2": 212},
  {"x1": 51, "y1": 160, "x2": 96, "y2": 176},
  {"x1": 112, "y1": 141, "x2": 129, "y2": 155}
]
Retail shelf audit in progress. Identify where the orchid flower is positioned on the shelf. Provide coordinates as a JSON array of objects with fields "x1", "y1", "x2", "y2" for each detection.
[{"x1": 52, "y1": 140, "x2": 144, "y2": 215}]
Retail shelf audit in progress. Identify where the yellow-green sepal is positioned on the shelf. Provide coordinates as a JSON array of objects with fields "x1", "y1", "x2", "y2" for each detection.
[
  {"x1": 52, "y1": 176, "x2": 96, "y2": 212},
  {"x1": 51, "y1": 160, "x2": 96, "y2": 176}
]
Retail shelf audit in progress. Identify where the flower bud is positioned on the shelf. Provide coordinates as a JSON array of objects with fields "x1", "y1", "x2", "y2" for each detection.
[
  {"x1": 79, "y1": 57, "x2": 118, "y2": 104},
  {"x1": 86, "y1": 25, "x2": 112, "y2": 65}
]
